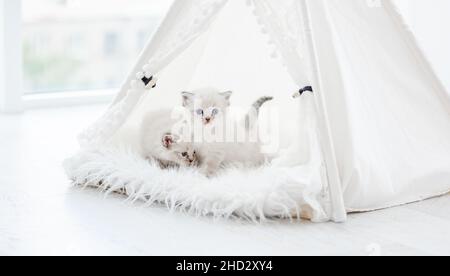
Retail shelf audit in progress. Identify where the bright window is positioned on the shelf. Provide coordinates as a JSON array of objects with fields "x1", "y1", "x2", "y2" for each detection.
[{"x1": 22, "y1": 0, "x2": 172, "y2": 94}]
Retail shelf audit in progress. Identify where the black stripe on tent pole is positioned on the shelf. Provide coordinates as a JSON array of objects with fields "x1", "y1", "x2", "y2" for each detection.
[
  {"x1": 299, "y1": 86, "x2": 313, "y2": 95},
  {"x1": 142, "y1": 75, "x2": 157, "y2": 88}
]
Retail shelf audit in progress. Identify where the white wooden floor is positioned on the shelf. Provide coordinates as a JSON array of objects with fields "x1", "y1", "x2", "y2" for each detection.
[{"x1": 0, "y1": 105, "x2": 449, "y2": 256}]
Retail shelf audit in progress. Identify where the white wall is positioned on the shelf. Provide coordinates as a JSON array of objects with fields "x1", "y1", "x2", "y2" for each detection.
[
  {"x1": 409, "y1": 0, "x2": 450, "y2": 92},
  {"x1": 0, "y1": 0, "x2": 23, "y2": 112},
  {"x1": 0, "y1": 0, "x2": 6, "y2": 111}
]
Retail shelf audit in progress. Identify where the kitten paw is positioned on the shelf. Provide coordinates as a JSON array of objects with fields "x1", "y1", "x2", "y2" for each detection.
[{"x1": 199, "y1": 167, "x2": 216, "y2": 178}]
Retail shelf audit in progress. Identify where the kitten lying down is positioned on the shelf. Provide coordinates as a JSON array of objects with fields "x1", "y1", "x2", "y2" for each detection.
[
  {"x1": 141, "y1": 109, "x2": 199, "y2": 169},
  {"x1": 140, "y1": 88, "x2": 273, "y2": 177}
]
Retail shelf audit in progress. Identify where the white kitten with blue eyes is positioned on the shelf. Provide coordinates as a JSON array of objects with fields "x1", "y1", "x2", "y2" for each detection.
[
  {"x1": 182, "y1": 88, "x2": 232, "y2": 127},
  {"x1": 141, "y1": 109, "x2": 199, "y2": 169},
  {"x1": 181, "y1": 87, "x2": 273, "y2": 177}
]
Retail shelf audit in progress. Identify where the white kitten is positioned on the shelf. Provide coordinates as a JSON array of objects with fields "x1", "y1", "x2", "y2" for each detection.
[
  {"x1": 182, "y1": 87, "x2": 232, "y2": 127},
  {"x1": 181, "y1": 88, "x2": 273, "y2": 176},
  {"x1": 140, "y1": 109, "x2": 199, "y2": 168}
]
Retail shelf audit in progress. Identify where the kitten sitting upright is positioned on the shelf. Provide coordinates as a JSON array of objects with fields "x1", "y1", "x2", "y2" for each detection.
[
  {"x1": 182, "y1": 87, "x2": 272, "y2": 130},
  {"x1": 182, "y1": 88, "x2": 232, "y2": 127}
]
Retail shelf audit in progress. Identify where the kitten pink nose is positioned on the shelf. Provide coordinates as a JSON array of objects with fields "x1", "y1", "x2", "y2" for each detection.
[{"x1": 204, "y1": 117, "x2": 211, "y2": 123}]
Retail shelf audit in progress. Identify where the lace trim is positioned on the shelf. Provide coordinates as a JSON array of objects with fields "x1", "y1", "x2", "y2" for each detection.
[
  {"x1": 247, "y1": 1, "x2": 332, "y2": 215},
  {"x1": 78, "y1": 0, "x2": 229, "y2": 149},
  {"x1": 247, "y1": 0, "x2": 310, "y2": 85},
  {"x1": 143, "y1": 0, "x2": 228, "y2": 76},
  {"x1": 78, "y1": 77, "x2": 156, "y2": 149}
]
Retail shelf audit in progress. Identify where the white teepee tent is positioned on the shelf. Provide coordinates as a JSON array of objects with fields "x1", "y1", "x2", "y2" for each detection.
[{"x1": 64, "y1": 0, "x2": 450, "y2": 222}]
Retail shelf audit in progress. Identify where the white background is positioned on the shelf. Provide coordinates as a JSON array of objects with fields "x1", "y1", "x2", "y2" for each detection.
[{"x1": 410, "y1": 0, "x2": 450, "y2": 91}]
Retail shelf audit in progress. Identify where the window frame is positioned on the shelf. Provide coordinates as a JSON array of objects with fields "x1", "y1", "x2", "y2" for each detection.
[
  {"x1": 0, "y1": 0, "x2": 115, "y2": 113},
  {"x1": 0, "y1": 0, "x2": 23, "y2": 112}
]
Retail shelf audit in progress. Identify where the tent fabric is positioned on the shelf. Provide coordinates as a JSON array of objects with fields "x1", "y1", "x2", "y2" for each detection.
[
  {"x1": 307, "y1": 0, "x2": 450, "y2": 210},
  {"x1": 113, "y1": 0, "x2": 229, "y2": 105},
  {"x1": 250, "y1": 0, "x2": 310, "y2": 86},
  {"x1": 68, "y1": 0, "x2": 450, "y2": 222},
  {"x1": 79, "y1": 0, "x2": 229, "y2": 148}
]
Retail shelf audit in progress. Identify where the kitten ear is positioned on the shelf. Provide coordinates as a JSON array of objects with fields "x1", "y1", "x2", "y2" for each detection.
[
  {"x1": 181, "y1": 92, "x2": 195, "y2": 107},
  {"x1": 162, "y1": 133, "x2": 179, "y2": 149},
  {"x1": 220, "y1": 91, "x2": 233, "y2": 105}
]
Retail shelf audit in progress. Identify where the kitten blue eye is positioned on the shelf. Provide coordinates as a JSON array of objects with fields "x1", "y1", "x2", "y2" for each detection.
[
  {"x1": 196, "y1": 109, "x2": 204, "y2": 115},
  {"x1": 212, "y1": 108, "x2": 219, "y2": 116}
]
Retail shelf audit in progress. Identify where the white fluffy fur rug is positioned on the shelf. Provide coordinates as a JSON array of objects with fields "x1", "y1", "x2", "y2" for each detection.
[{"x1": 63, "y1": 148, "x2": 330, "y2": 222}]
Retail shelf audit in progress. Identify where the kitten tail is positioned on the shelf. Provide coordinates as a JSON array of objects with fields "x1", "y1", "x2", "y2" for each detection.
[
  {"x1": 252, "y1": 96, "x2": 274, "y2": 114},
  {"x1": 245, "y1": 96, "x2": 274, "y2": 130}
]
